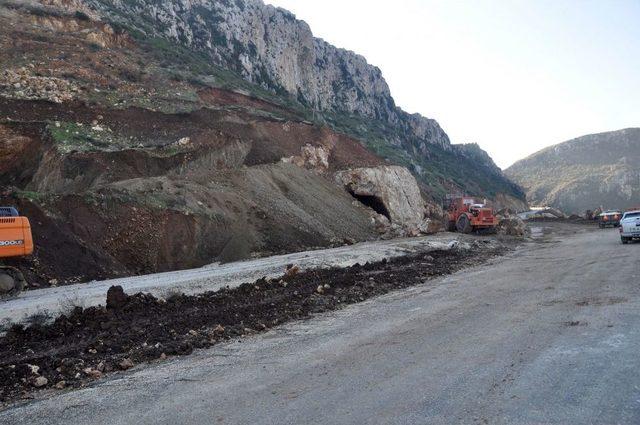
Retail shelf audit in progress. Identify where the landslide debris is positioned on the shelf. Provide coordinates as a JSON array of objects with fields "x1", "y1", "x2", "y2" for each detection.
[
  {"x1": 335, "y1": 166, "x2": 431, "y2": 236},
  {"x1": 0, "y1": 68, "x2": 79, "y2": 104},
  {"x1": 0, "y1": 245, "x2": 507, "y2": 405},
  {"x1": 497, "y1": 217, "x2": 529, "y2": 237},
  {"x1": 0, "y1": 1, "x2": 525, "y2": 289}
]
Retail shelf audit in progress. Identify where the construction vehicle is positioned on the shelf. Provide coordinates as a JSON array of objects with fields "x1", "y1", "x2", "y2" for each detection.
[
  {"x1": 598, "y1": 210, "x2": 622, "y2": 228},
  {"x1": 0, "y1": 207, "x2": 33, "y2": 299},
  {"x1": 445, "y1": 195, "x2": 498, "y2": 233}
]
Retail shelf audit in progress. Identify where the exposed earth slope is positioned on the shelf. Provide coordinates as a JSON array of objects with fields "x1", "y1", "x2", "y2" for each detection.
[
  {"x1": 506, "y1": 128, "x2": 640, "y2": 213},
  {"x1": 0, "y1": 0, "x2": 523, "y2": 286},
  {"x1": 8, "y1": 0, "x2": 524, "y2": 202}
]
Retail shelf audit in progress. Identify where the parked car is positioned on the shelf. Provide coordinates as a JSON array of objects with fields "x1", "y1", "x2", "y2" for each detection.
[
  {"x1": 619, "y1": 210, "x2": 640, "y2": 244},
  {"x1": 598, "y1": 210, "x2": 622, "y2": 228}
]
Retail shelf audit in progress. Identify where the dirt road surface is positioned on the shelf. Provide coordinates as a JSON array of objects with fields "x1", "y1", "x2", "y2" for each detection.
[
  {"x1": 3, "y1": 223, "x2": 639, "y2": 424},
  {"x1": 0, "y1": 233, "x2": 477, "y2": 329}
]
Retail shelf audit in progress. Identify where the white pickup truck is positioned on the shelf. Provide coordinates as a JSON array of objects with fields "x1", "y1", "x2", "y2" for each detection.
[{"x1": 620, "y1": 210, "x2": 640, "y2": 244}]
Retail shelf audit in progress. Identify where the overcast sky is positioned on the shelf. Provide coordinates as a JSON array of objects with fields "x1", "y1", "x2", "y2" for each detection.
[{"x1": 265, "y1": 0, "x2": 639, "y2": 168}]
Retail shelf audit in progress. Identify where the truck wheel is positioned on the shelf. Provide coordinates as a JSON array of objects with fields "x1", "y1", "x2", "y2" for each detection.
[
  {"x1": 456, "y1": 215, "x2": 472, "y2": 234},
  {"x1": 621, "y1": 237, "x2": 629, "y2": 245}
]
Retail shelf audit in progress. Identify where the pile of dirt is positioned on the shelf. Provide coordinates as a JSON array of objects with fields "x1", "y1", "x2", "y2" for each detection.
[
  {"x1": 0, "y1": 245, "x2": 507, "y2": 404},
  {"x1": 1, "y1": 197, "x2": 127, "y2": 287}
]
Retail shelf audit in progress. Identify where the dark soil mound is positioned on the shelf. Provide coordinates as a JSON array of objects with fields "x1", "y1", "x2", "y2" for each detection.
[{"x1": 0, "y1": 246, "x2": 506, "y2": 405}]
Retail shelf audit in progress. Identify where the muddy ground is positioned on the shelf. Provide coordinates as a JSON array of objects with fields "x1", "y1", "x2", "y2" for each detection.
[{"x1": 0, "y1": 244, "x2": 508, "y2": 405}]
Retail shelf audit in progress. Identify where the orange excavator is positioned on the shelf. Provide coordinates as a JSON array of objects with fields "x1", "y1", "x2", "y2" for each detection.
[{"x1": 0, "y1": 207, "x2": 33, "y2": 298}]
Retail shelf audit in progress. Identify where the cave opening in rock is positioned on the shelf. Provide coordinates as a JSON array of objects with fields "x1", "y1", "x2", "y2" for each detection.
[{"x1": 349, "y1": 191, "x2": 391, "y2": 221}]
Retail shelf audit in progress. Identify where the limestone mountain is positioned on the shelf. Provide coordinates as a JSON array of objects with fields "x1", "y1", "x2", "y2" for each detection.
[
  {"x1": 66, "y1": 0, "x2": 522, "y2": 202},
  {"x1": 506, "y1": 128, "x2": 640, "y2": 213}
]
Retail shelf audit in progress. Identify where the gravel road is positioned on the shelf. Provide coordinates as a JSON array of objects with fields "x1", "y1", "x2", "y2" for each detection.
[
  {"x1": 3, "y1": 222, "x2": 639, "y2": 424},
  {"x1": 0, "y1": 233, "x2": 476, "y2": 329}
]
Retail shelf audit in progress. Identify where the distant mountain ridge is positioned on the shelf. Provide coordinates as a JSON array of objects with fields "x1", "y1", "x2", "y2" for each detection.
[{"x1": 506, "y1": 128, "x2": 640, "y2": 213}]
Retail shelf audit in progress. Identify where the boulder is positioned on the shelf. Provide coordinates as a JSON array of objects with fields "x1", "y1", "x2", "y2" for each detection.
[
  {"x1": 106, "y1": 285, "x2": 129, "y2": 310},
  {"x1": 497, "y1": 217, "x2": 528, "y2": 237},
  {"x1": 334, "y1": 166, "x2": 426, "y2": 234},
  {"x1": 283, "y1": 144, "x2": 330, "y2": 172}
]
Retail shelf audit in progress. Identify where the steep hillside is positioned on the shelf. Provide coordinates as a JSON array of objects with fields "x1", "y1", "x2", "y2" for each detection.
[
  {"x1": 506, "y1": 128, "x2": 640, "y2": 213},
  {"x1": 0, "y1": 0, "x2": 523, "y2": 286},
  {"x1": 17, "y1": 0, "x2": 522, "y2": 202}
]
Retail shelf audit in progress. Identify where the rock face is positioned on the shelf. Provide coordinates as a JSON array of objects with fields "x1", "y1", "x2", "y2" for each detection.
[
  {"x1": 80, "y1": 0, "x2": 449, "y2": 148},
  {"x1": 506, "y1": 129, "x2": 640, "y2": 213},
  {"x1": 334, "y1": 166, "x2": 428, "y2": 234},
  {"x1": 18, "y1": 0, "x2": 525, "y2": 203}
]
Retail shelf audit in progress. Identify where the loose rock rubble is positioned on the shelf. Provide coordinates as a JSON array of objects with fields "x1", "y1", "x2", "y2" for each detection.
[
  {"x1": 282, "y1": 144, "x2": 330, "y2": 173},
  {"x1": 497, "y1": 217, "x2": 529, "y2": 237},
  {"x1": 0, "y1": 68, "x2": 79, "y2": 103}
]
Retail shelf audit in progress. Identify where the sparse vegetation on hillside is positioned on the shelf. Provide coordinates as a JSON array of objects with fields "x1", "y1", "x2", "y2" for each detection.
[
  {"x1": 80, "y1": 0, "x2": 524, "y2": 202},
  {"x1": 506, "y1": 129, "x2": 640, "y2": 212}
]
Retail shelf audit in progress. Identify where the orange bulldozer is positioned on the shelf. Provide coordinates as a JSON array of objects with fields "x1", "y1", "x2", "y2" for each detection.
[
  {"x1": 445, "y1": 195, "x2": 498, "y2": 234},
  {"x1": 0, "y1": 207, "x2": 33, "y2": 298}
]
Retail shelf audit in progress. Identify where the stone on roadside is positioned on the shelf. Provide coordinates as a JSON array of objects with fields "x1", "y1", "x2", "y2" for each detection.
[
  {"x1": 497, "y1": 217, "x2": 528, "y2": 237},
  {"x1": 106, "y1": 285, "x2": 128, "y2": 309},
  {"x1": 284, "y1": 265, "x2": 300, "y2": 279},
  {"x1": 83, "y1": 368, "x2": 103, "y2": 379},
  {"x1": 32, "y1": 376, "x2": 48, "y2": 388},
  {"x1": 118, "y1": 358, "x2": 134, "y2": 370}
]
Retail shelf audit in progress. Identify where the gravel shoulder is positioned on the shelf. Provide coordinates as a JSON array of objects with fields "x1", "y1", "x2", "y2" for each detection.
[
  {"x1": 0, "y1": 232, "x2": 499, "y2": 329},
  {"x1": 0, "y1": 236, "x2": 509, "y2": 404}
]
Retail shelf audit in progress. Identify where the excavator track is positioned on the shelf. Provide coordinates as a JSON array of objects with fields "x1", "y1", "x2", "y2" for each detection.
[{"x1": 0, "y1": 266, "x2": 25, "y2": 299}]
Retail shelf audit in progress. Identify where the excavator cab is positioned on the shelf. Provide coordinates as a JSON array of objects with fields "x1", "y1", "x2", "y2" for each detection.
[{"x1": 0, "y1": 207, "x2": 33, "y2": 298}]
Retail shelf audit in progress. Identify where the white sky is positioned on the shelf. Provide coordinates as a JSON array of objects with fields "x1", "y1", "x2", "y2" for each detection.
[{"x1": 264, "y1": 0, "x2": 640, "y2": 168}]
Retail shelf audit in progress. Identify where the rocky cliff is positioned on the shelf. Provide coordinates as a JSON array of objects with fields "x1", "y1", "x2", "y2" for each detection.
[
  {"x1": 44, "y1": 0, "x2": 520, "y2": 201},
  {"x1": 506, "y1": 128, "x2": 640, "y2": 213},
  {"x1": 79, "y1": 0, "x2": 446, "y2": 142}
]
